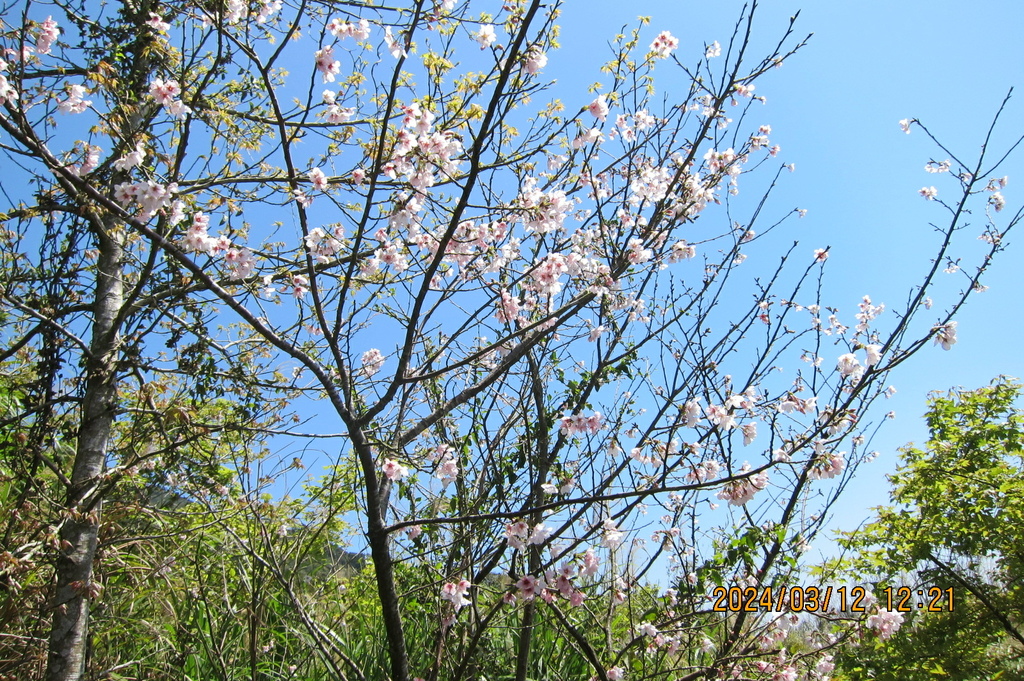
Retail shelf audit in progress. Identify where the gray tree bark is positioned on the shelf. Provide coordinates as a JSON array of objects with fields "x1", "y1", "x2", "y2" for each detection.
[{"x1": 45, "y1": 222, "x2": 123, "y2": 681}]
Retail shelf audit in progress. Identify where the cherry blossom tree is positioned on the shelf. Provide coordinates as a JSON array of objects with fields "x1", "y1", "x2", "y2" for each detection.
[{"x1": 0, "y1": 0, "x2": 1021, "y2": 680}]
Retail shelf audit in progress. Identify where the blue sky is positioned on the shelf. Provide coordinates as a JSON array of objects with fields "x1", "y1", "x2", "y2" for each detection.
[{"x1": 554, "y1": 0, "x2": 1024, "y2": 555}]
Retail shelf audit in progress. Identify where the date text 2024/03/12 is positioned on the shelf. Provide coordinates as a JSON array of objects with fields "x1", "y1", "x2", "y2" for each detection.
[{"x1": 710, "y1": 585, "x2": 956, "y2": 613}]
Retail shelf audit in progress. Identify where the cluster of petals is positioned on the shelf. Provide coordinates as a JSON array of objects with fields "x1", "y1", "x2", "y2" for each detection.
[
  {"x1": 932, "y1": 321, "x2": 957, "y2": 350},
  {"x1": 223, "y1": 247, "x2": 256, "y2": 280},
  {"x1": 504, "y1": 521, "x2": 554, "y2": 551},
  {"x1": 601, "y1": 518, "x2": 625, "y2": 548},
  {"x1": 288, "y1": 274, "x2": 309, "y2": 298},
  {"x1": 440, "y1": 579, "x2": 471, "y2": 611},
  {"x1": 58, "y1": 84, "x2": 91, "y2": 114},
  {"x1": 685, "y1": 459, "x2": 721, "y2": 483},
  {"x1": 328, "y1": 17, "x2": 370, "y2": 40},
  {"x1": 649, "y1": 30, "x2": 678, "y2": 59},
  {"x1": 115, "y1": 180, "x2": 178, "y2": 220},
  {"x1": 703, "y1": 147, "x2": 742, "y2": 176},
  {"x1": 321, "y1": 90, "x2": 356, "y2": 123},
  {"x1": 308, "y1": 167, "x2": 330, "y2": 192},
  {"x1": 587, "y1": 94, "x2": 609, "y2": 121},
  {"x1": 36, "y1": 16, "x2": 61, "y2": 54},
  {"x1": 836, "y1": 353, "x2": 863, "y2": 381},
  {"x1": 149, "y1": 78, "x2": 191, "y2": 118},
  {"x1": 305, "y1": 226, "x2": 346, "y2": 263},
  {"x1": 854, "y1": 295, "x2": 884, "y2": 336},
  {"x1": 382, "y1": 458, "x2": 408, "y2": 481},
  {"x1": 777, "y1": 393, "x2": 816, "y2": 415},
  {"x1": 629, "y1": 164, "x2": 673, "y2": 204},
  {"x1": 146, "y1": 13, "x2": 170, "y2": 32},
  {"x1": 572, "y1": 127, "x2": 604, "y2": 149},
  {"x1": 706, "y1": 403, "x2": 737, "y2": 430},
  {"x1": 0, "y1": 60, "x2": 17, "y2": 105},
  {"x1": 384, "y1": 26, "x2": 407, "y2": 58},
  {"x1": 315, "y1": 45, "x2": 342, "y2": 82},
  {"x1": 716, "y1": 464, "x2": 768, "y2": 505},
  {"x1": 523, "y1": 47, "x2": 547, "y2": 74},
  {"x1": 808, "y1": 442, "x2": 846, "y2": 480},
  {"x1": 559, "y1": 411, "x2": 603, "y2": 436},
  {"x1": 180, "y1": 212, "x2": 253, "y2": 279},
  {"x1": 669, "y1": 240, "x2": 697, "y2": 262},
  {"x1": 430, "y1": 444, "x2": 459, "y2": 487},
  {"x1": 525, "y1": 252, "x2": 569, "y2": 297},
  {"x1": 474, "y1": 24, "x2": 496, "y2": 49},
  {"x1": 986, "y1": 177, "x2": 1008, "y2": 212},
  {"x1": 990, "y1": 191, "x2": 1006, "y2": 212},
  {"x1": 379, "y1": 103, "x2": 463, "y2": 198},
  {"x1": 866, "y1": 608, "x2": 904, "y2": 639},
  {"x1": 361, "y1": 348, "x2": 385, "y2": 377},
  {"x1": 182, "y1": 212, "x2": 224, "y2": 253},
  {"x1": 512, "y1": 177, "x2": 575, "y2": 233},
  {"x1": 113, "y1": 141, "x2": 147, "y2": 171},
  {"x1": 65, "y1": 143, "x2": 101, "y2": 177},
  {"x1": 198, "y1": 0, "x2": 279, "y2": 25}
]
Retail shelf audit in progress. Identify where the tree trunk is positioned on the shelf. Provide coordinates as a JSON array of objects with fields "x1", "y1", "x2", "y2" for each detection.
[{"x1": 45, "y1": 223, "x2": 123, "y2": 681}]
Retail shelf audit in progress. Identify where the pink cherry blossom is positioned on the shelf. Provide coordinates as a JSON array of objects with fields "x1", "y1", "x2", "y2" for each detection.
[
  {"x1": 383, "y1": 458, "x2": 408, "y2": 481},
  {"x1": 899, "y1": 118, "x2": 912, "y2": 133},
  {"x1": 308, "y1": 167, "x2": 329, "y2": 192},
  {"x1": 588, "y1": 94, "x2": 609, "y2": 121},
  {"x1": 0, "y1": 60, "x2": 17, "y2": 106},
  {"x1": 361, "y1": 348, "x2": 385, "y2": 376},
  {"x1": 315, "y1": 45, "x2": 341, "y2": 82},
  {"x1": 741, "y1": 422, "x2": 757, "y2": 446},
  {"x1": 385, "y1": 27, "x2": 407, "y2": 58},
  {"x1": 66, "y1": 143, "x2": 102, "y2": 177},
  {"x1": 580, "y1": 548, "x2": 600, "y2": 577},
  {"x1": 919, "y1": 186, "x2": 938, "y2": 200},
  {"x1": 440, "y1": 579, "x2": 471, "y2": 611},
  {"x1": 836, "y1": 353, "x2": 862, "y2": 379},
  {"x1": 669, "y1": 240, "x2": 697, "y2": 262},
  {"x1": 716, "y1": 464, "x2": 768, "y2": 505},
  {"x1": 146, "y1": 13, "x2": 170, "y2": 32},
  {"x1": 705, "y1": 40, "x2": 721, "y2": 58},
  {"x1": 559, "y1": 411, "x2": 603, "y2": 436},
  {"x1": 474, "y1": 24, "x2": 496, "y2": 49},
  {"x1": 524, "y1": 47, "x2": 547, "y2": 74},
  {"x1": 328, "y1": 17, "x2": 371, "y2": 40},
  {"x1": 602, "y1": 518, "x2": 624, "y2": 548},
  {"x1": 649, "y1": 31, "x2": 678, "y2": 59},
  {"x1": 526, "y1": 523, "x2": 552, "y2": 546},
  {"x1": 866, "y1": 608, "x2": 904, "y2": 639},
  {"x1": 808, "y1": 449, "x2": 846, "y2": 480},
  {"x1": 932, "y1": 321, "x2": 957, "y2": 350},
  {"x1": 516, "y1": 574, "x2": 546, "y2": 600},
  {"x1": 148, "y1": 78, "x2": 181, "y2": 106},
  {"x1": 225, "y1": 248, "x2": 257, "y2": 280},
  {"x1": 291, "y1": 274, "x2": 309, "y2": 298},
  {"x1": 989, "y1": 191, "x2": 1006, "y2": 212},
  {"x1": 58, "y1": 84, "x2": 91, "y2": 114},
  {"x1": 864, "y1": 344, "x2": 882, "y2": 367},
  {"x1": 113, "y1": 142, "x2": 146, "y2": 171},
  {"x1": 36, "y1": 16, "x2": 60, "y2": 54}
]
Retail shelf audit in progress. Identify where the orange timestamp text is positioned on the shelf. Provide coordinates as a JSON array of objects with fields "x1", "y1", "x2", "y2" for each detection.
[{"x1": 711, "y1": 585, "x2": 876, "y2": 613}]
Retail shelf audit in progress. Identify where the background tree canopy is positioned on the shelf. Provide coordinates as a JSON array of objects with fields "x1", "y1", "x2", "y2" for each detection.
[{"x1": 830, "y1": 377, "x2": 1024, "y2": 679}]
